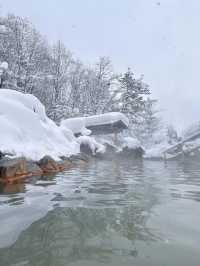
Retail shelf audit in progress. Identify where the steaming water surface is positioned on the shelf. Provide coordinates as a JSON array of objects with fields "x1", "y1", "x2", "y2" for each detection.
[{"x1": 0, "y1": 156, "x2": 200, "y2": 266}]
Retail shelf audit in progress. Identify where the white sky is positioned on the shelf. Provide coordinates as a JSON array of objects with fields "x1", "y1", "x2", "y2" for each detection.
[{"x1": 1, "y1": 0, "x2": 200, "y2": 132}]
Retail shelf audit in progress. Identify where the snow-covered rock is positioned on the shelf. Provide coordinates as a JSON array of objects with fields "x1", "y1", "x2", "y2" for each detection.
[
  {"x1": 144, "y1": 142, "x2": 169, "y2": 159},
  {"x1": 77, "y1": 136, "x2": 106, "y2": 155},
  {"x1": 0, "y1": 89, "x2": 79, "y2": 160},
  {"x1": 122, "y1": 137, "x2": 141, "y2": 150}
]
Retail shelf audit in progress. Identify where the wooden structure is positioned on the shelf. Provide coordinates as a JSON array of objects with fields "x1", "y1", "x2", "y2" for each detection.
[
  {"x1": 75, "y1": 120, "x2": 128, "y2": 137},
  {"x1": 163, "y1": 131, "x2": 200, "y2": 159}
]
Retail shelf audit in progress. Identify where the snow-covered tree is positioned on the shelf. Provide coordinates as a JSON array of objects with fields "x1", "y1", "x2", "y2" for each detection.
[
  {"x1": 0, "y1": 61, "x2": 8, "y2": 88},
  {"x1": 50, "y1": 40, "x2": 72, "y2": 103},
  {"x1": 117, "y1": 68, "x2": 150, "y2": 126},
  {"x1": 166, "y1": 124, "x2": 179, "y2": 144},
  {"x1": 0, "y1": 13, "x2": 162, "y2": 132},
  {"x1": 0, "y1": 14, "x2": 50, "y2": 94},
  {"x1": 134, "y1": 98, "x2": 161, "y2": 147}
]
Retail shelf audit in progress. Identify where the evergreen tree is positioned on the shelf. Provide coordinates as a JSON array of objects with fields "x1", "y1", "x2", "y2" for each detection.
[
  {"x1": 118, "y1": 68, "x2": 150, "y2": 125},
  {"x1": 134, "y1": 98, "x2": 161, "y2": 147},
  {"x1": 166, "y1": 124, "x2": 179, "y2": 144}
]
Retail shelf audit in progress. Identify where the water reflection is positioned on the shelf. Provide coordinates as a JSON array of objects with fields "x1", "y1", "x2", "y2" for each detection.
[
  {"x1": 164, "y1": 156, "x2": 200, "y2": 202},
  {"x1": 0, "y1": 156, "x2": 200, "y2": 265},
  {"x1": 0, "y1": 204, "x2": 158, "y2": 266}
]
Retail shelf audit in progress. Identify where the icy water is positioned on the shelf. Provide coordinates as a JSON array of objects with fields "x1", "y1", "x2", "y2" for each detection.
[{"x1": 0, "y1": 156, "x2": 200, "y2": 266}]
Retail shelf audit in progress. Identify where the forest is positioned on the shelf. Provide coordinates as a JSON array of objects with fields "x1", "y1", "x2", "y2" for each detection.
[{"x1": 0, "y1": 14, "x2": 178, "y2": 148}]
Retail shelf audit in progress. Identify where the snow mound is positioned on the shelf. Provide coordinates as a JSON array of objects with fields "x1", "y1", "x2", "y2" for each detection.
[
  {"x1": 0, "y1": 89, "x2": 79, "y2": 160},
  {"x1": 144, "y1": 143, "x2": 169, "y2": 159},
  {"x1": 0, "y1": 61, "x2": 8, "y2": 70},
  {"x1": 122, "y1": 137, "x2": 141, "y2": 149},
  {"x1": 61, "y1": 112, "x2": 129, "y2": 135},
  {"x1": 77, "y1": 136, "x2": 106, "y2": 155}
]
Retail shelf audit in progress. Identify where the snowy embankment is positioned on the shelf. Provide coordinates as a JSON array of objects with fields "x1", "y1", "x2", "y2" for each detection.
[
  {"x1": 0, "y1": 89, "x2": 145, "y2": 161},
  {"x1": 0, "y1": 89, "x2": 79, "y2": 161}
]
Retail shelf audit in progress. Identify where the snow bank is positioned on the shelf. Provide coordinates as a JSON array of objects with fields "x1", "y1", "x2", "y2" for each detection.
[
  {"x1": 61, "y1": 112, "x2": 129, "y2": 135},
  {"x1": 144, "y1": 142, "x2": 169, "y2": 159},
  {"x1": 77, "y1": 136, "x2": 106, "y2": 155},
  {"x1": 0, "y1": 89, "x2": 79, "y2": 160}
]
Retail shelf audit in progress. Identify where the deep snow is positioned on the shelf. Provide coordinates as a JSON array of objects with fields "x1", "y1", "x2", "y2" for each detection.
[
  {"x1": 0, "y1": 89, "x2": 178, "y2": 161},
  {"x1": 0, "y1": 89, "x2": 79, "y2": 160}
]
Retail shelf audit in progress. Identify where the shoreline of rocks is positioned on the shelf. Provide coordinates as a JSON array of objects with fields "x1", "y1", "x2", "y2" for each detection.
[{"x1": 0, "y1": 154, "x2": 89, "y2": 184}]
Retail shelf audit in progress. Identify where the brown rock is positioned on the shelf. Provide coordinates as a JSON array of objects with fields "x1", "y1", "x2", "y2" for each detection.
[
  {"x1": 37, "y1": 156, "x2": 60, "y2": 173},
  {"x1": 69, "y1": 154, "x2": 89, "y2": 163},
  {"x1": 0, "y1": 158, "x2": 30, "y2": 183},
  {"x1": 26, "y1": 161, "x2": 43, "y2": 176},
  {"x1": 57, "y1": 159, "x2": 73, "y2": 171}
]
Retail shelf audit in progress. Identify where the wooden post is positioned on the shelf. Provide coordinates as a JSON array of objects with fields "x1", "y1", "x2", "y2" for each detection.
[{"x1": 113, "y1": 132, "x2": 118, "y2": 146}]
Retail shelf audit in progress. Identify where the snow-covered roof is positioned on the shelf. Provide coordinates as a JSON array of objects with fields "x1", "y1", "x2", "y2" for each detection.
[{"x1": 61, "y1": 112, "x2": 129, "y2": 135}]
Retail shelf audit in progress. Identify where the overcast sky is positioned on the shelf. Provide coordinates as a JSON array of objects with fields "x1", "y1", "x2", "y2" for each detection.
[{"x1": 1, "y1": 0, "x2": 200, "y2": 132}]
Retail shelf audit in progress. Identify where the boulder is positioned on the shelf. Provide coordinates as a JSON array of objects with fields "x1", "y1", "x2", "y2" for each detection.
[
  {"x1": 119, "y1": 146, "x2": 144, "y2": 158},
  {"x1": 37, "y1": 156, "x2": 60, "y2": 173},
  {"x1": 0, "y1": 151, "x2": 4, "y2": 160},
  {"x1": 57, "y1": 159, "x2": 73, "y2": 171},
  {"x1": 69, "y1": 154, "x2": 89, "y2": 163},
  {"x1": 0, "y1": 158, "x2": 30, "y2": 182},
  {"x1": 26, "y1": 161, "x2": 43, "y2": 176},
  {"x1": 37, "y1": 156, "x2": 75, "y2": 173},
  {"x1": 79, "y1": 143, "x2": 95, "y2": 156}
]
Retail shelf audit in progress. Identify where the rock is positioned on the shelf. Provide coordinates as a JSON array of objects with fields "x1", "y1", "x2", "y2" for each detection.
[
  {"x1": 0, "y1": 153, "x2": 87, "y2": 184},
  {"x1": 37, "y1": 156, "x2": 75, "y2": 173},
  {"x1": 57, "y1": 159, "x2": 73, "y2": 171},
  {"x1": 0, "y1": 151, "x2": 4, "y2": 160},
  {"x1": 26, "y1": 161, "x2": 43, "y2": 176},
  {"x1": 69, "y1": 153, "x2": 89, "y2": 163},
  {"x1": 119, "y1": 146, "x2": 144, "y2": 158},
  {"x1": 0, "y1": 157, "x2": 30, "y2": 183},
  {"x1": 37, "y1": 156, "x2": 60, "y2": 173},
  {"x1": 0, "y1": 151, "x2": 14, "y2": 159},
  {"x1": 80, "y1": 143, "x2": 95, "y2": 156}
]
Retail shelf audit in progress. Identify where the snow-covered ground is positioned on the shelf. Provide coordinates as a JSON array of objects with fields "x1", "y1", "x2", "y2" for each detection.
[
  {"x1": 1, "y1": 89, "x2": 183, "y2": 161},
  {"x1": 122, "y1": 137, "x2": 141, "y2": 150},
  {"x1": 0, "y1": 89, "x2": 122, "y2": 160},
  {"x1": 0, "y1": 89, "x2": 79, "y2": 160}
]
